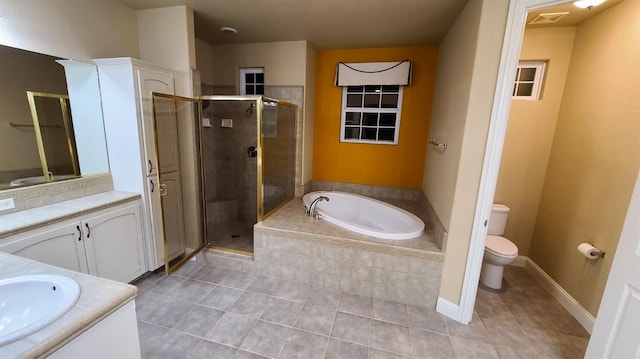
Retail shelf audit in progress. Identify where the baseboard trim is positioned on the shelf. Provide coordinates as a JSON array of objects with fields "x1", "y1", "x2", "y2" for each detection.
[
  {"x1": 510, "y1": 255, "x2": 527, "y2": 267},
  {"x1": 436, "y1": 297, "x2": 464, "y2": 323},
  {"x1": 524, "y1": 257, "x2": 595, "y2": 334}
]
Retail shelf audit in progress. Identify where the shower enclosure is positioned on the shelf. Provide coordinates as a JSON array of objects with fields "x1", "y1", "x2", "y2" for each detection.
[{"x1": 201, "y1": 96, "x2": 297, "y2": 253}]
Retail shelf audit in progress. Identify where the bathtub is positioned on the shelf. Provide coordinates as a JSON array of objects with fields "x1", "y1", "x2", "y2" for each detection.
[{"x1": 302, "y1": 191, "x2": 424, "y2": 240}]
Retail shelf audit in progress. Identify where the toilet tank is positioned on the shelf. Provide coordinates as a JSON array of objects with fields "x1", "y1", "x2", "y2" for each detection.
[{"x1": 488, "y1": 204, "x2": 510, "y2": 236}]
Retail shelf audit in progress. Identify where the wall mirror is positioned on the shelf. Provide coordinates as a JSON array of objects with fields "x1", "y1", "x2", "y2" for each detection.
[{"x1": 0, "y1": 44, "x2": 109, "y2": 190}]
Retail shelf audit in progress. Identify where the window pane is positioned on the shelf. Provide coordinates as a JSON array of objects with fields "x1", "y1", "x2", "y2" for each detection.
[
  {"x1": 378, "y1": 128, "x2": 395, "y2": 142},
  {"x1": 246, "y1": 73, "x2": 255, "y2": 83},
  {"x1": 379, "y1": 113, "x2": 396, "y2": 127},
  {"x1": 513, "y1": 83, "x2": 517, "y2": 96},
  {"x1": 255, "y1": 73, "x2": 264, "y2": 83},
  {"x1": 344, "y1": 127, "x2": 360, "y2": 139},
  {"x1": 347, "y1": 86, "x2": 363, "y2": 93},
  {"x1": 245, "y1": 85, "x2": 254, "y2": 95},
  {"x1": 365, "y1": 85, "x2": 381, "y2": 93},
  {"x1": 346, "y1": 94, "x2": 363, "y2": 107},
  {"x1": 519, "y1": 68, "x2": 536, "y2": 81},
  {"x1": 382, "y1": 85, "x2": 399, "y2": 93},
  {"x1": 362, "y1": 127, "x2": 377, "y2": 140},
  {"x1": 345, "y1": 112, "x2": 361, "y2": 125},
  {"x1": 516, "y1": 83, "x2": 533, "y2": 96},
  {"x1": 256, "y1": 85, "x2": 264, "y2": 95},
  {"x1": 362, "y1": 113, "x2": 378, "y2": 126},
  {"x1": 381, "y1": 94, "x2": 398, "y2": 108},
  {"x1": 364, "y1": 94, "x2": 380, "y2": 108}
]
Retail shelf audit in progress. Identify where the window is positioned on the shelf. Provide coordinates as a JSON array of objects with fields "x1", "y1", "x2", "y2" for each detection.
[
  {"x1": 513, "y1": 61, "x2": 546, "y2": 100},
  {"x1": 239, "y1": 68, "x2": 264, "y2": 95},
  {"x1": 340, "y1": 85, "x2": 403, "y2": 145}
]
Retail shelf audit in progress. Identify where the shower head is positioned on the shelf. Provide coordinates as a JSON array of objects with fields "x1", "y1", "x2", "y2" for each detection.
[{"x1": 245, "y1": 102, "x2": 255, "y2": 115}]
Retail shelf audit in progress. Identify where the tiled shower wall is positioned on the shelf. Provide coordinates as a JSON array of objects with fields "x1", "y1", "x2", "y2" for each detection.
[
  {"x1": 200, "y1": 85, "x2": 304, "y2": 241},
  {"x1": 265, "y1": 86, "x2": 304, "y2": 198},
  {"x1": 201, "y1": 99, "x2": 258, "y2": 227}
]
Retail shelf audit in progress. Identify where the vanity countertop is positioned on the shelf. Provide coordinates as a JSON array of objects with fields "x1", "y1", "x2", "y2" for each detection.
[
  {"x1": 0, "y1": 191, "x2": 140, "y2": 238},
  {"x1": 0, "y1": 252, "x2": 138, "y2": 358}
]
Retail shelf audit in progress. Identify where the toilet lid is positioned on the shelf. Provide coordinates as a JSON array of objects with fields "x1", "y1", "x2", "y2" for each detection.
[{"x1": 486, "y1": 235, "x2": 518, "y2": 257}]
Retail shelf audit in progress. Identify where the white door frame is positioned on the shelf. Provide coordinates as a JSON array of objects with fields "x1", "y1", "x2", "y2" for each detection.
[{"x1": 457, "y1": 0, "x2": 577, "y2": 324}]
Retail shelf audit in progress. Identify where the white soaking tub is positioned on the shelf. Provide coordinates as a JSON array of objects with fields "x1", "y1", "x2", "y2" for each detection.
[{"x1": 302, "y1": 191, "x2": 424, "y2": 240}]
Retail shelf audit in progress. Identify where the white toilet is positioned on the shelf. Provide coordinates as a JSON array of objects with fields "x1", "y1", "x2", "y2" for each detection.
[{"x1": 480, "y1": 204, "x2": 519, "y2": 289}]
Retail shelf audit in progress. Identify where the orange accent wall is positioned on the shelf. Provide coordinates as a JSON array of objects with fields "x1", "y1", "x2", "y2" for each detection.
[{"x1": 312, "y1": 46, "x2": 437, "y2": 189}]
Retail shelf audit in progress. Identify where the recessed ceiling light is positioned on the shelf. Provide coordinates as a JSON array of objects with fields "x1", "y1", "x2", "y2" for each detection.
[
  {"x1": 220, "y1": 26, "x2": 238, "y2": 34},
  {"x1": 574, "y1": 0, "x2": 606, "y2": 9}
]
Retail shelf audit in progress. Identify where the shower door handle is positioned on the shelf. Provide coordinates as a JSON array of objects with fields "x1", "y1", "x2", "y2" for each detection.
[
  {"x1": 159, "y1": 183, "x2": 167, "y2": 196},
  {"x1": 247, "y1": 146, "x2": 257, "y2": 158}
]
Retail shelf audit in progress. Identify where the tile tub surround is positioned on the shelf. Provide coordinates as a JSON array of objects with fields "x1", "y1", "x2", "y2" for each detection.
[
  {"x1": 0, "y1": 173, "x2": 114, "y2": 215},
  {"x1": 135, "y1": 255, "x2": 588, "y2": 358},
  {"x1": 310, "y1": 181, "x2": 423, "y2": 201},
  {"x1": 253, "y1": 199, "x2": 443, "y2": 307},
  {"x1": 0, "y1": 191, "x2": 141, "y2": 238},
  {"x1": 0, "y1": 252, "x2": 138, "y2": 358}
]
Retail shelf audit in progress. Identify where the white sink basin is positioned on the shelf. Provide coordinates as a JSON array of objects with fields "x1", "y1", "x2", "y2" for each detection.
[{"x1": 0, "y1": 274, "x2": 80, "y2": 346}]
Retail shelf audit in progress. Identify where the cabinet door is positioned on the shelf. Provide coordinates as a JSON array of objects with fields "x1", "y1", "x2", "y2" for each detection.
[
  {"x1": 136, "y1": 67, "x2": 174, "y2": 176},
  {"x1": 160, "y1": 171, "x2": 186, "y2": 262},
  {"x1": 146, "y1": 176, "x2": 166, "y2": 270},
  {"x1": 83, "y1": 202, "x2": 146, "y2": 283},
  {"x1": 0, "y1": 220, "x2": 88, "y2": 273}
]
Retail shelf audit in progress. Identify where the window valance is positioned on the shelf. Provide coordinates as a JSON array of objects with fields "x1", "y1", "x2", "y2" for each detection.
[{"x1": 335, "y1": 60, "x2": 412, "y2": 86}]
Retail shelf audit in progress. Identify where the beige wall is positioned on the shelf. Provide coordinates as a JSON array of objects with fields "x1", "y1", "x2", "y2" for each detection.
[
  {"x1": 423, "y1": 0, "x2": 509, "y2": 304},
  {"x1": 494, "y1": 27, "x2": 576, "y2": 255},
  {"x1": 0, "y1": 0, "x2": 138, "y2": 62},
  {"x1": 211, "y1": 40, "x2": 314, "y2": 189},
  {"x1": 211, "y1": 41, "x2": 308, "y2": 87},
  {"x1": 196, "y1": 39, "x2": 215, "y2": 86},
  {"x1": 137, "y1": 6, "x2": 196, "y2": 97},
  {"x1": 529, "y1": 0, "x2": 640, "y2": 316},
  {"x1": 303, "y1": 43, "x2": 317, "y2": 185}
]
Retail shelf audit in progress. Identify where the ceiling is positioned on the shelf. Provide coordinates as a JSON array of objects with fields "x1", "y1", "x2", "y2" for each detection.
[
  {"x1": 118, "y1": 0, "x2": 468, "y2": 49},
  {"x1": 119, "y1": 0, "x2": 624, "y2": 49},
  {"x1": 526, "y1": 0, "x2": 624, "y2": 28}
]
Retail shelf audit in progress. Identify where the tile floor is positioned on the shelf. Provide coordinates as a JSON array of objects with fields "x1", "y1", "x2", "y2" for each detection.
[{"x1": 133, "y1": 258, "x2": 590, "y2": 359}]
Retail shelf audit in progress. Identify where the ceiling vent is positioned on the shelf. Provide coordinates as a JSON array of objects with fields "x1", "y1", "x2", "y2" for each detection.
[{"x1": 528, "y1": 12, "x2": 570, "y2": 25}]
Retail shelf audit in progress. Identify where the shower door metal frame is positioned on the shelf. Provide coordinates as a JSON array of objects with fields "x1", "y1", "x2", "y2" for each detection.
[{"x1": 151, "y1": 92, "x2": 208, "y2": 274}]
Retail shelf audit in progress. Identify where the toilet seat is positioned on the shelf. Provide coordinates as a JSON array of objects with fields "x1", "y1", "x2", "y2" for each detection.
[{"x1": 485, "y1": 235, "x2": 518, "y2": 257}]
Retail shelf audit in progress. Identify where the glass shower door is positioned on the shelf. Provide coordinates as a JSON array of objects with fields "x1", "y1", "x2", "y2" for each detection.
[
  {"x1": 152, "y1": 93, "x2": 206, "y2": 273},
  {"x1": 261, "y1": 100, "x2": 297, "y2": 216}
]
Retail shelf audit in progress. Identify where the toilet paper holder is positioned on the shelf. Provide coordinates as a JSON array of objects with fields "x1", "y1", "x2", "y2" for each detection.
[{"x1": 577, "y1": 242, "x2": 605, "y2": 259}]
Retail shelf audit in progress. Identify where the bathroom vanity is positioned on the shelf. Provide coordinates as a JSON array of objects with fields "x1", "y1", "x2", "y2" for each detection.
[
  {"x1": 0, "y1": 252, "x2": 140, "y2": 358},
  {"x1": 0, "y1": 191, "x2": 147, "y2": 284}
]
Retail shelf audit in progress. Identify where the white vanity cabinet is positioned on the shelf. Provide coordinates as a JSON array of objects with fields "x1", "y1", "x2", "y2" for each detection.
[
  {"x1": 95, "y1": 57, "x2": 177, "y2": 271},
  {"x1": 48, "y1": 301, "x2": 141, "y2": 359},
  {"x1": 0, "y1": 201, "x2": 146, "y2": 283}
]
